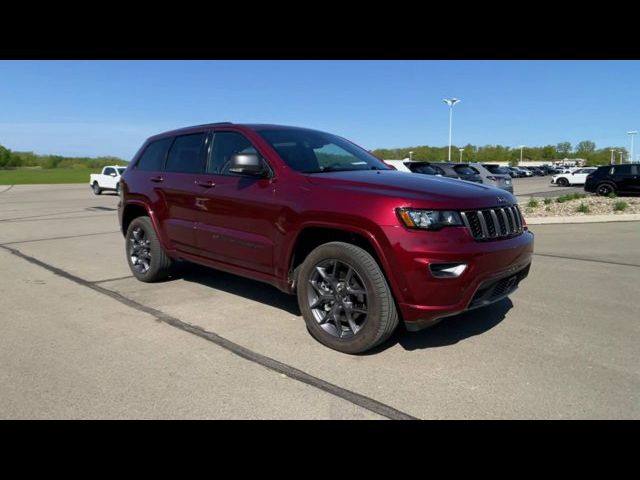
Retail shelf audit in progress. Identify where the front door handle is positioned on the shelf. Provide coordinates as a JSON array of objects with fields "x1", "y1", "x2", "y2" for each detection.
[
  {"x1": 195, "y1": 179, "x2": 216, "y2": 188},
  {"x1": 150, "y1": 175, "x2": 164, "y2": 183}
]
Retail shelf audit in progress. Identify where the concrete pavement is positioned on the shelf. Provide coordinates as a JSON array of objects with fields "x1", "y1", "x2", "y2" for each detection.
[{"x1": 1, "y1": 184, "x2": 639, "y2": 418}]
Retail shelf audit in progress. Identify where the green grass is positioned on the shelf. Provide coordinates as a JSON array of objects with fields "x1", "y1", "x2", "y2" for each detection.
[
  {"x1": 527, "y1": 198, "x2": 539, "y2": 208},
  {"x1": 0, "y1": 168, "x2": 100, "y2": 185},
  {"x1": 607, "y1": 192, "x2": 618, "y2": 199},
  {"x1": 576, "y1": 202, "x2": 590, "y2": 213},
  {"x1": 543, "y1": 197, "x2": 553, "y2": 205},
  {"x1": 614, "y1": 201, "x2": 628, "y2": 212},
  {"x1": 556, "y1": 192, "x2": 587, "y2": 203}
]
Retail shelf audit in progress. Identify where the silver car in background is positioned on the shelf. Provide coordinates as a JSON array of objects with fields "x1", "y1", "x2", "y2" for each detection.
[{"x1": 468, "y1": 163, "x2": 514, "y2": 193}]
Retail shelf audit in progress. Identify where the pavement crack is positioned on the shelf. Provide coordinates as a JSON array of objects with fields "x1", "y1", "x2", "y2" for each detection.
[{"x1": 0, "y1": 244, "x2": 417, "y2": 421}]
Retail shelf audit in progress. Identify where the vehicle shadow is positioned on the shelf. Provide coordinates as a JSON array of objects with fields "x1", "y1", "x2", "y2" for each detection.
[
  {"x1": 368, "y1": 298, "x2": 513, "y2": 354},
  {"x1": 174, "y1": 262, "x2": 512, "y2": 353},
  {"x1": 176, "y1": 262, "x2": 301, "y2": 316}
]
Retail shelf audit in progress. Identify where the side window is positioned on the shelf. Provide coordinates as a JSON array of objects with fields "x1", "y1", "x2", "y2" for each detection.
[
  {"x1": 614, "y1": 165, "x2": 631, "y2": 175},
  {"x1": 431, "y1": 166, "x2": 445, "y2": 175},
  {"x1": 208, "y1": 131, "x2": 259, "y2": 175},
  {"x1": 165, "y1": 133, "x2": 206, "y2": 174},
  {"x1": 136, "y1": 138, "x2": 173, "y2": 172},
  {"x1": 632, "y1": 165, "x2": 640, "y2": 175},
  {"x1": 103, "y1": 167, "x2": 115, "y2": 176}
]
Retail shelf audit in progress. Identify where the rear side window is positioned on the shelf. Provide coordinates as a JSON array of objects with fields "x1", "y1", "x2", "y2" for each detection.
[
  {"x1": 165, "y1": 133, "x2": 206, "y2": 174},
  {"x1": 454, "y1": 165, "x2": 476, "y2": 175},
  {"x1": 103, "y1": 167, "x2": 116, "y2": 176},
  {"x1": 486, "y1": 165, "x2": 510, "y2": 174},
  {"x1": 410, "y1": 164, "x2": 437, "y2": 175},
  {"x1": 613, "y1": 165, "x2": 631, "y2": 175},
  {"x1": 136, "y1": 138, "x2": 173, "y2": 171}
]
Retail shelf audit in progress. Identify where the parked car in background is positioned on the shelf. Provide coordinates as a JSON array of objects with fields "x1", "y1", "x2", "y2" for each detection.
[
  {"x1": 89, "y1": 166, "x2": 126, "y2": 195},
  {"x1": 513, "y1": 167, "x2": 534, "y2": 177},
  {"x1": 506, "y1": 167, "x2": 524, "y2": 178},
  {"x1": 525, "y1": 167, "x2": 546, "y2": 176},
  {"x1": 118, "y1": 122, "x2": 534, "y2": 354},
  {"x1": 429, "y1": 163, "x2": 483, "y2": 183},
  {"x1": 383, "y1": 160, "x2": 444, "y2": 176},
  {"x1": 469, "y1": 163, "x2": 513, "y2": 193},
  {"x1": 584, "y1": 164, "x2": 640, "y2": 196},
  {"x1": 551, "y1": 167, "x2": 597, "y2": 186}
]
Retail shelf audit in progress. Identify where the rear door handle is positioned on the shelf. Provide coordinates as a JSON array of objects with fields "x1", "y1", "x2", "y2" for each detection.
[
  {"x1": 150, "y1": 175, "x2": 164, "y2": 183},
  {"x1": 195, "y1": 179, "x2": 216, "y2": 188}
]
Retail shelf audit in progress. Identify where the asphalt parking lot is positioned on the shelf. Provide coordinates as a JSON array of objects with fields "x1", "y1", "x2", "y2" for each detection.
[
  {"x1": 512, "y1": 175, "x2": 583, "y2": 200},
  {"x1": 1, "y1": 184, "x2": 639, "y2": 419}
]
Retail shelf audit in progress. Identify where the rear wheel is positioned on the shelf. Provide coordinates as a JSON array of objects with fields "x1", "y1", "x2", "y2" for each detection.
[
  {"x1": 92, "y1": 182, "x2": 102, "y2": 195},
  {"x1": 596, "y1": 183, "x2": 615, "y2": 196},
  {"x1": 296, "y1": 242, "x2": 399, "y2": 354},
  {"x1": 125, "y1": 216, "x2": 173, "y2": 282}
]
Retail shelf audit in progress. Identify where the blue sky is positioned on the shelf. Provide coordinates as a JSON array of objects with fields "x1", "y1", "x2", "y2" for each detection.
[{"x1": 0, "y1": 60, "x2": 638, "y2": 159}]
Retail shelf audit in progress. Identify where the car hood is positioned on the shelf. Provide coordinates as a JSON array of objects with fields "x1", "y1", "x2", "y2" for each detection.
[{"x1": 304, "y1": 170, "x2": 516, "y2": 209}]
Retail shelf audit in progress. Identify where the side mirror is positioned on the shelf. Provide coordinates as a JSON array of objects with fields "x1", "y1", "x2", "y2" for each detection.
[
  {"x1": 228, "y1": 153, "x2": 267, "y2": 176},
  {"x1": 110, "y1": 172, "x2": 117, "y2": 177}
]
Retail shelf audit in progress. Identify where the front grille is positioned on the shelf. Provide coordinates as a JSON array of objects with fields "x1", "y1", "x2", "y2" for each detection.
[{"x1": 460, "y1": 205, "x2": 524, "y2": 241}]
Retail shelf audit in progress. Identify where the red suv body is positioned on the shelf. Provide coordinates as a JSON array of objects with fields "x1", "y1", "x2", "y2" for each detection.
[{"x1": 118, "y1": 123, "x2": 533, "y2": 353}]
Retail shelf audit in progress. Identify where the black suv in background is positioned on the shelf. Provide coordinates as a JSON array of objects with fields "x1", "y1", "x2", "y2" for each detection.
[{"x1": 585, "y1": 164, "x2": 640, "y2": 196}]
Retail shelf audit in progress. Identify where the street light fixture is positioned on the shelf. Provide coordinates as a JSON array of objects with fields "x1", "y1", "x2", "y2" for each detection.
[
  {"x1": 459, "y1": 148, "x2": 464, "y2": 163},
  {"x1": 627, "y1": 131, "x2": 637, "y2": 163},
  {"x1": 443, "y1": 98, "x2": 461, "y2": 161}
]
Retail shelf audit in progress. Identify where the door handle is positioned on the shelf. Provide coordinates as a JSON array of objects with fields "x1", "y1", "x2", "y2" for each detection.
[
  {"x1": 150, "y1": 175, "x2": 164, "y2": 183},
  {"x1": 195, "y1": 179, "x2": 216, "y2": 188}
]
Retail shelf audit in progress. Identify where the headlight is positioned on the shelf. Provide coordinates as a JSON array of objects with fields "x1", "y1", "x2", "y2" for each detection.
[{"x1": 397, "y1": 208, "x2": 463, "y2": 230}]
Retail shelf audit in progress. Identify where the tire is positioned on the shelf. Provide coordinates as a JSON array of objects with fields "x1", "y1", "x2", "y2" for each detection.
[
  {"x1": 596, "y1": 183, "x2": 615, "y2": 196},
  {"x1": 296, "y1": 241, "x2": 399, "y2": 354},
  {"x1": 92, "y1": 182, "x2": 102, "y2": 195},
  {"x1": 115, "y1": 183, "x2": 120, "y2": 195},
  {"x1": 125, "y1": 216, "x2": 173, "y2": 282},
  {"x1": 556, "y1": 177, "x2": 570, "y2": 187}
]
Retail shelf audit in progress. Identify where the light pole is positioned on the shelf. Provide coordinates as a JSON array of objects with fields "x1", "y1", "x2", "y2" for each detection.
[
  {"x1": 618, "y1": 151, "x2": 623, "y2": 164},
  {"x1": 443, "y1": 98, "x2": 461, "y2": 161},
  {"x1": 627, "y1": 131, "x2": 637, "y2": 163},
  {"x1": 519, "y1": 145, "x2": 525, "y2": 164},
  {"x1": 409, "y1": 151, "x2": 413, "y2": 161},
  {"x1": 610, "y1": 148, "x2": 616, "y2": 165},
  {"x1": 459, "y1": 148, "x2": 464, "y2": 163}
]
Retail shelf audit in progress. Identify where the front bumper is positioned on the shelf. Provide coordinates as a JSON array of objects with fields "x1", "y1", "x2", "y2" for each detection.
[{"x1": 380, "y1": 225, "x2": 534, "y2": 331}]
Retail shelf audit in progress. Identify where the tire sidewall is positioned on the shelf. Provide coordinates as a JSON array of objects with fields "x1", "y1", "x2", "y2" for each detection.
[
  {"x1": 125, "y1": 217, "x2": 162, "y2": 281},
  {"x1": 558, "y1": 178, "x2": 569, "y2": 186},
  {"x1": 92, "y1": 182, "x2": 101, "y2": 194},
  {"x1": 597, "y1": 183, "x2": 614, "y2": 196},
  {"x1": 297, "y1": 243, "x2": 388, "y2": 354}
]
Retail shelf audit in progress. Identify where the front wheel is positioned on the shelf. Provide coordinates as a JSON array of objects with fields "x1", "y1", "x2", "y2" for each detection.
[
  {"x1": 296, "y1": 242, "x2": 399, "y2": 354},
  {"x1": 92, "y1": 182, "x2": 102, "y2": 195},
  {"x1": 596, "y1": 183, "x2": 615, "y2": 196},
  {"x1": 556, "y1": 178, "x2": 570, "y2": 187},
  {"x1": 125, "y1": 216, "x2": 174, "y2": 282}
]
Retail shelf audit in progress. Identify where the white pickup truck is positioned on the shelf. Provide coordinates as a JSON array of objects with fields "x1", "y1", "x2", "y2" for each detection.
[{"x1": 89, "y1": 166, "x2": 126, "y2": 195}]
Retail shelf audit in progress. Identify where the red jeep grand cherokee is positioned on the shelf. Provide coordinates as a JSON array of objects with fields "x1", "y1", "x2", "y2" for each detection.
[{"x1": 118, "y1": 123, "x2": 533, "y2": 353}]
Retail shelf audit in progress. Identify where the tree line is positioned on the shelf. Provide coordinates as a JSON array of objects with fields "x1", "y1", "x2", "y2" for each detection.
[
  {"x1": 0, "y1": 144, "x2": 127, "y2": 169},
  {"x1": 372, "y1": 141, "x2": 628, "y2": 167}
]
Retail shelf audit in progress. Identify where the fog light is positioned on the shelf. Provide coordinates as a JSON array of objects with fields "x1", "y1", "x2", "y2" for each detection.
[{"x1": 429, "y1": 263, "x2": 467, "y2": 278}]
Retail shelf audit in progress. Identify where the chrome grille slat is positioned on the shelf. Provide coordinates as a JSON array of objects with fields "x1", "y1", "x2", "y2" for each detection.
[{"x1": 462, "y1": 204, "x2": 525, "y2": 242}]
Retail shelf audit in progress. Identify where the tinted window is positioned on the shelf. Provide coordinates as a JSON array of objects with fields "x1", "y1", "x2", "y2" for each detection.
[
  {"x1": 410, "y1": 163, "x2": 437, "y2": 175},
  {"x1": 486, "y1": 165, "x2": 510, "y2": 174},
  {"x1": 165, "y1": 133, "x2": 205, "y2": 174},
  {"x1": 258, "y1": 129, "x2": 389, "y2": 173},
  {"x1": 136, "y1": 138, "x2": 173, "y2": 171},
  {"x1": 208, "y1": 131, "x2": 259, "y2": 175},
  {"x1": 117, "y1": 167, "x2": 126, "y2": 175},
  {"x1": 103, "y1": 167, "x2": 115, "y2": 175},
  {"x1": 613, "y1": 165, "x2": 631, "y2": 175},
  {"x1": 453, "y1": 165, "x2": 477, "y2": 175},
  {"x1": 632, "y1": 165, "x2": 640, "y2": 175}
]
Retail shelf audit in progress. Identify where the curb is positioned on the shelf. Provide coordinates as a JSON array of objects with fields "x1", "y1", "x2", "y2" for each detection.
[{"x1": 526, "y1": 214, "x2": 640, "y2": 225}]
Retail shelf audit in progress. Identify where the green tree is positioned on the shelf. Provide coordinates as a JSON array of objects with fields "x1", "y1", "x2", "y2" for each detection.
[{"x1": 556, "y1": 142, "x2": 572, "y2": 157}]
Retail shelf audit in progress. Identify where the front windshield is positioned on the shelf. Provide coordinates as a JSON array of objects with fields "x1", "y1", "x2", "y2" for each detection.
[{"x1": 258, "y1": 129, "x2": 391, "y2": 173}]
